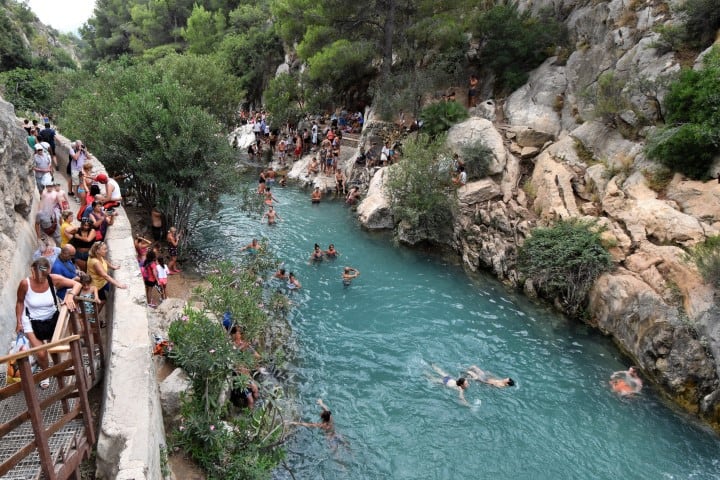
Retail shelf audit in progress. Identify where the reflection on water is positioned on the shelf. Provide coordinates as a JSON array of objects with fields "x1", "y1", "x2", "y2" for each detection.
[{"x1": 192, "y1": 182, "x2": 720, "y2": 480}]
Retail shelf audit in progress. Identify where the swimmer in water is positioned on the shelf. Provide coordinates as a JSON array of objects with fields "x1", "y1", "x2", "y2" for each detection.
[
  {"x1": 287, "y1": 272, "x2": 301, "y2": 290},
  {"x1": 430, "y1": 364, "x2": 469, "y2": 405},
  {"x1": 264, "y1": 187, "x2": 278, "y2": 206},
  {"x1": 311, "y1": 187, "x2": 322, "y2": 204},
  {"x1": 289, "y1": 398, "x2": 348, "y2": 450},
  {"x1": 342, "y1": 266, "x2": 360, "y2": 286},
  {"x1": 324, "y1": 243, "x2": 339, "y2": 258},
  {"x1": 609, "y1": 366, "x2": 643, "y2": 397},
  {"x1": 262, "y1": 206, "x2": 281, "y2": 225},
  {"x1": 274, "y1": 267, "x2": 288, "y2": 280},
  {"x1": 466, "y1": 365, "x2": 515, "y2": 388},
  {"x1": 240, "y1": 238, "x2": 260, "y2": 254},
  {"x1": 309, "y1": 243, "x2": 324, "y2": 263}
]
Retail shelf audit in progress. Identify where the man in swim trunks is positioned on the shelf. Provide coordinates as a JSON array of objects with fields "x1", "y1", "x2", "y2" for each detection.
[
  {"x1": 240, "y1": 238, "x2": 260, "y2": 254},
  {"x1": 342, "y1": 266, "x2": 360, "y2": 286},
  {"x1": 466, "y1": 365, "x2": 515, "y2": 388},
  {"x1": 609, "y1": 366, "x2": 642, "y2": 397},
  {"x1": 262, "y1": 206, "x2": 281, "y2": 225},
  {"x1": 311, "y1": 187, "x2": 322, "y2": 204},
  {"x1": 431, "y1": 364, "x2": 469, "y2": 405}
]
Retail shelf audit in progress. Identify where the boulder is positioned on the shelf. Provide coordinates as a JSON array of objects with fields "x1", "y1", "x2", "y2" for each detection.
[
  {"x1": 666, "y1": 177, "x2": 720, "y2": 225},
  {"x1": 530, "y1": 150, "x2": 580, "y2": 220},
  {"x1": 508, "y1": 126, "x2": 555, "y2": 148},
  {"x1": 447, "y1": 117, "x2": 507, "y2": 175},
  {"x1": 357, "y1": 167, "x2": 393, "y2": 230},
  {"x1": 458, "y1": 179, "x2": 502, "y2": 206},
  {"x1": 159, "y1": 368, "x2": 191, "y2": 421},
  {"x1": 505, "y1": 57, "x2": 566, "y2": 137},
  {"x1": 228, "y1": 124, "x2": 256, "y2": 151},
  {"x1": 602, "y1": 177, "x2": 707, "y2": 246}
]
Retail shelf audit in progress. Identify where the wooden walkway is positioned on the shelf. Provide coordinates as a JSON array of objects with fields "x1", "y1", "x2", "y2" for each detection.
[{"x1": 0, "y1": 302, "x2": 103, "y2": 480}]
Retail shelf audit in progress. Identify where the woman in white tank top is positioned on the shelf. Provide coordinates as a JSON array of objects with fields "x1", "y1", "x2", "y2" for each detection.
[{"x1": 15, "y1": 257, "x2": 81, "y2": 381}]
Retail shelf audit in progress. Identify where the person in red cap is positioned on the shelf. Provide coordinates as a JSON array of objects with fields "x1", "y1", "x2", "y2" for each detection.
[{"x1": 94, "y1": 173, "x2": 122, "y2": 210}]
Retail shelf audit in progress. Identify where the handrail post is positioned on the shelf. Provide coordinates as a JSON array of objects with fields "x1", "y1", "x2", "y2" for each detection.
[
  {"x1": 18, "y1": 357, "x2": 58, "y2": 480},
  {"x1": 69, "y1": 337, "x2": 95, "y2": 445}
]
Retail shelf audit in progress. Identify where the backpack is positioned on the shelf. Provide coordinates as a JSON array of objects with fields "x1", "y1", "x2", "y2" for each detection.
[{"x1": 143, "y1": 261, "x2": 157, "y2": 282}]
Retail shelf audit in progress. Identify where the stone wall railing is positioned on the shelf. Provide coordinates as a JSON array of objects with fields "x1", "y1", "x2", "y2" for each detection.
[{"x1": 55, "y1": 138, "x2": 166, "y2": 479}]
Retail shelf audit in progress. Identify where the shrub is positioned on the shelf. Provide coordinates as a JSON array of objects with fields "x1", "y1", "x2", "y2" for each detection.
[
  {"x1": 168, "y1": 258, "x2": 289, "y2": 479},
  {"x1": 387, "y1": 133, "x2": 455, "y2": 230},
  {"x1": 518, "y1": 219, "x2": 613, "y2": 316},
  {"x1": 688, "y1": 236, "x2": 720, "y2": 289},
  {"x1": 419, "y1": 101, "x2": 468, "y2": 139},
  {"x1": 461, "y1": 140, "x2": 494, "y2": 180},
  {"x1": 646, "y1": 47, "x2": 720, "y2": 179},
  {"x1": 680, "y1": 0, "x2": 720, "y2": 48}
]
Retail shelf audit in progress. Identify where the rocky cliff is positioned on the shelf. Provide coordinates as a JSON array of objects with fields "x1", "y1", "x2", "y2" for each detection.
[
  {"x1": 0, "y1": 96, "x2": 37, "y2": 345},
  {"x1": 357, "y1": 0, "x2": 720, "y2": 428}
]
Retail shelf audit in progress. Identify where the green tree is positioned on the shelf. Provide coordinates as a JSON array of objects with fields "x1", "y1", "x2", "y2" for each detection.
[
  {"x1": 263, "y1": 72, "x2": 306, "y2": 128},
  {"x1": 518, "y1": 219, "x2": 613, "y2": 316},
  {"x1": 471, "y1": 4, "x2": 567, "y2": 93},
  {"x1": 0, "y1": 68, "x2": 51, "y2": 113},
  {"x1": 57, "y1": 62, "x2": 237, "y2": 243},
  {"x1": 688, "y1": 236, "x2": 720, "y2": 290},
  {"x1": 155, "y1": 53, "x2": 243, "y2": 126},
  {"x1": 80, "y1": 0, "x2": 134, "y2": 61},
  {"x1": 183, "y1": 4, "x2": 226, "y2": 55},
  {"x1": 219, "y1": 28, "x2": 284, "y2": 108},
  {"x1": 387, "y1": 133, "x2": 455, "y2": 231},
  {"x1": 646, "y1": 46, "x2": 720, "y2": 179},
  {"x1": 0, "y1": 9, "x2": 31, "y2": 71}
]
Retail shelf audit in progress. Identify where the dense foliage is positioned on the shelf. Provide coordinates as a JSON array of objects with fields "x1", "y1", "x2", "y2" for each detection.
[
  {"x1": 461, "y1": 140, "x2": 494, "y2": 180},
  {"x1": 387, "y1": 133, "x2": 455, "y2": 231},
  {"x1": 58, "y1": 60, "x2": 237, "y2": 241},
  {"x1": 647, "y1": 47, "x2": 720, "y2": 179},
  {"x1": 470, "y1": 4, "x2": 567, "y2": 93},
  {"x1": 518, "y1": 220, "x2": 613, "y2": 316},
  {"x1": 419, "y1": 101, "x2": 468, "y2": 139},
  {"x1": 168, "y1": 259, "x2": 289, "y2": 479}
]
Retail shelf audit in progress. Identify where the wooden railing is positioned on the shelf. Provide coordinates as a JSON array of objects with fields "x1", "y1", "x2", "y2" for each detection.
[{"x1": 0, "y1": 304, "x2": 101, "y2": 480}]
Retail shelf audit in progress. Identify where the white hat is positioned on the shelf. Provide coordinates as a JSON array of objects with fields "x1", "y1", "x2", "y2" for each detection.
[
  {"x1": 41, "y1": 173, "x2": 54, "y2": 185},
  {"x1": 40, "y1": 141, "x2": 50, "y2": 150},
  {"x1": 34, "y1": 143, "x2": 43, "y2": 150}
]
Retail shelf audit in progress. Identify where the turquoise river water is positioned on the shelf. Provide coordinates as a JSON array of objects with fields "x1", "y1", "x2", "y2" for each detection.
[{"x1": 192, "y1": 182, "x2": 720, "y2": 480}]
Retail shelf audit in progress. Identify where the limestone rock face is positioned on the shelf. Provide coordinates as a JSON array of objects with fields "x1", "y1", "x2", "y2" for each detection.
[
  {"x1": 447, "y1": 117, "x2": 507, "y2": 175},
  {"x1": 0, "y1": 97, "x2": 37, "y2": 344},
  {"x1": 357, "y1": 167, "x2": 394, "y2": 230},
  {"x1": 160, "y1": 368, "x2": 191, "y2": 423},
  {"x1": 530, "y1": 150, "x2": 580, "y2": 220},
  {"x1": 666, "y1": 177, "x2": 720, "y2": 226}
]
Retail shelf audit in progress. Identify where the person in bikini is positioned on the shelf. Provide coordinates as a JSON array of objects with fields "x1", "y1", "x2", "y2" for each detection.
[
  {"x1": 466, "y1": 365, "x2": 515, "y2": 388},
  {"x1": 431, "y1": 364, "x2": 469, "y2": 405}
]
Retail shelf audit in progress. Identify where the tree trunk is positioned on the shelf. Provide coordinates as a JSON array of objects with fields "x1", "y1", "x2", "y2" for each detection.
[{"x1": 381, "y1": 0, "x2": 396, "y2": 82}]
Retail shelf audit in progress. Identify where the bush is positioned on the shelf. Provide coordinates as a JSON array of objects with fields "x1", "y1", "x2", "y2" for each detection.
[
  {"x1": 461, "y1": 140, "x2": 494, "y2": 180},
  {"x1": 688, "y1": 236, "x2": 720, "y2": 289},
  {"x1": 168, "y1": 258, "x2": 290, "y2": 479},
  {"x1": 646, "y1": 47, "x2": 720, "y2": 179},
  {"x1": 419, "y1": 101, "x2": 468, "y2": 139},
  {"x1": 518, "y1": 219, "x2": 613, "y2": 316},
  {"x1": 680, "y1": 0, "x2": 720, "y2": 48},
  {"x1": 387, "y1": 133, "x2": 454, "y2": 230}
]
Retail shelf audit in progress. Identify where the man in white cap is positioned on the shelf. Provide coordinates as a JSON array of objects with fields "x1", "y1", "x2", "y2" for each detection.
[{"x1": 32, "y1": 143, "x2": 53, "y2": 192}]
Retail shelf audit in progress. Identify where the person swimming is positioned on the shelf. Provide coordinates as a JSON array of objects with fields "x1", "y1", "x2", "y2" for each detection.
[
  {"x1": 240, "y1": 238, "x2": 260, "y2": 254},
  {"x1": 342, "y1": 266, "x2": 360, "y2": 286},
  {"x1": 287, "y1": 272, "x2": 301, "y2": 290},
  {"x1": 311, "y1": 187, "x2": 322, "y2": 204},
  {"x1": 309, "y1": 243, "x2": 324, "y2": 263},
  {"x1": 431, "y1": 364, "x2": 469, "y2": 405},
  {"x1": 289, "y1": 398, "x2": 348, "y2": 451},
  {"x1": 466, "y1": 365, "x2": 515, "y2": 388},
  {"x1": 609, "y1": 366, "x2": 642, "y2": 397},
  {"x1": 324, "y1": 243, "x2": 339, "y2": 258}
]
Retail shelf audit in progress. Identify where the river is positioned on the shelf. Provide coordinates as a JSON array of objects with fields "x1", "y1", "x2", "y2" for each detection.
[{"x1": 192, "y1": 181, "x2": 720, "y2": 480}]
